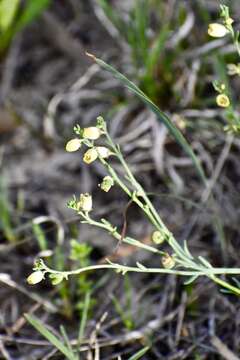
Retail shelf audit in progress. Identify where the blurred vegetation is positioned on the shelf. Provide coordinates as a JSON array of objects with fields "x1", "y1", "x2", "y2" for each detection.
[{"x1": 0, "y1": 0, "x2": 51, "y2": 53}]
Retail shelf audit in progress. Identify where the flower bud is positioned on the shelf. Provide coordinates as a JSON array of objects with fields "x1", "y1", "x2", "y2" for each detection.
[
  {"x1": 208, "y1": 23, "x2": 228, "y2": 38},
  {"x1": 216, "y1": 94, "x2": 230, "y2": 108},
  {"x1": 78, "y1": 193, "x2": 92, "y2": 212},
  {"x1": 27, "y1": 271, "x2": 44, "y2": 285},
  {"x1": 96, "y1": 146, "x2": 112, "y2": 159},
  {"x1": 225, "y1": 17, "x2": 234, "y2": 27},
  {"x1": 96, "y1": 116, "x2": 106, "y2": 130},
  {"x1": 100, "y1": 176, "x2": 114, "y2": 192},
  {"x1": 65, "y1": 139, "x2": 81, "y2": 152},
  {"x1": 82, "y1": 127, "x2": 102, "y2": 140},
  {"x1": 83, "y1": 148, "x2": 98, "y2": 164},
  {"x1": 49, "y1": 273, "x2": 64, "y2": 285},
  {"x1": 161, "y1": 254, "x2": 175, "y2": 269},
  {"x1": 151, "y1": 230, "x2": 165, "y2": 245}
]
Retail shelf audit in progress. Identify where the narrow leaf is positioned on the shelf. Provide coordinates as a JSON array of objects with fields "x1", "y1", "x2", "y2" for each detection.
[
  {"x1": 136, "y1": 262, "x2": 147, "y2": 270},
  {"x1": 78, "y1": 291, "x2": 91, "y2": 345},
  {"x1": 25, "y1": 314, "x2": 76, "y2": 360},
  {"x1": 198, "y1": 256, "x2": 213, "y2": 268},
  {"x1": 183, "y1": 240, "x2": 194, "y2": 260},
  {"x1": 87, "y1": 54, "x2": 206, "y2": 184},
  {"x1": 128, "y1": 346, "x2": 150, "y2": 360}
]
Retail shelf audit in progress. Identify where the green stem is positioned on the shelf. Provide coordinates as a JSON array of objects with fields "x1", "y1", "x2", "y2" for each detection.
[
  {"x1": 42, "y1": 261, "x2": 240, "y2": 277},
  {"x1": 80, "y1": 212, "x2": 162, "y2": 255},
  {"x1": 210, "y1": 274, "x2": 240, "y2": 295}
]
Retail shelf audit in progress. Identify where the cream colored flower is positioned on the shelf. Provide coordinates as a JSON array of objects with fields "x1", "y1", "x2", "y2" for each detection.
[
  {"x1": 216, "y1": 94, "x2": 230, "y2": 108},
  {"x1": 208, "y1": 23, "x2": 228, "y2": 37},
  {"x1": 65, "y1": 139, "x2": 81, "y2": 152},
  {"x1": 82, "y1": 127, "x2": 102, "y2": 140},
  {"x1": 83, "y1": 148, "x2": 98, "y2": 164},
  {"x1": 27, "y1": 271, "x2": 44, "y2": 285},
  {"x1": 96, "y1": 147, "x2": 112, "y2": 159},
  {"x1": 78, "y1": 193, "x2": 92, "y2": 212}
]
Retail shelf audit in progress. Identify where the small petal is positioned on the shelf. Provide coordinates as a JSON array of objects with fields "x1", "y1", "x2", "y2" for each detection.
[
  {"x1": 208, "y1": 23, "x2": 228, "y2": 38},
  {"x1": 96, "y1": 146, "x2": 112, "y2": 159},
  {"x1": 66, "y1": 139, "x2": 81, "y2": 152},
  {"x1": 216, "y1": 94, "x2": 230, "y2": 108},
  {"x1": 83, "y1": 148, "x2": 98, "y2": 164},
  {"x1": 82, "y1": 127, "x2": 102, "y2": 140},
  {"x1": 27, "y1": 271, "x2": 44, "y2": 285}
]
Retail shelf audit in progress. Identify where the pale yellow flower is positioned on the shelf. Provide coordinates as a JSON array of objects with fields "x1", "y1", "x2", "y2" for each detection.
[
  {"x1": 65, "y1": 139, "x2": 81, "y2": 152},
  {"x1": 82, "y1": 127, "x2": 102, "y2": 140},
  {"x1": 27, "y1": 271, "x2": 44, "y2": 285},
  {"x1": 78, "y1": 193, "x2": 92, "y2": 212},
  {"x1": 208, "y1": 23, "x2": 228, "y2": 37},
  {"x1": 83, "y1": 148, "x2": 98, "y2": 164},
  {"x1": 216, "y1": 94, "x2": 230, "y2": 108}
]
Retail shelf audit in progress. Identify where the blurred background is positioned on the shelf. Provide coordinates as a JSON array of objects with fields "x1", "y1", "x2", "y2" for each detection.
[{"x1": 1, "y1": 0, "x2": 240, "y2": 359}]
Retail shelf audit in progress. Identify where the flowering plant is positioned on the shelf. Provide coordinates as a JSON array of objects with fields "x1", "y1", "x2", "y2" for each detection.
[{"x1": 27, "y1": 116, "x2": 240, "y2": 295}]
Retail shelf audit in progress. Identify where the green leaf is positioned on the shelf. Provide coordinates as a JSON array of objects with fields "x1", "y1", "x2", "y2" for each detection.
[
  {"x1": 183, "y1": 240, "x2": 194, "y2": 260},
  {"x1": 128, "y1": 346, "x2": 150, "y2": 360},
  {"x1": 89, "y1": 55, "x2": 206, "y2": 184},
  {"x1": 198, "y1": 256, "x2": 213, "y2": 268},
  {"x1": 0, "y1": 0, "x2": 19, "y2": 31},
  {"x1": 25, "y1": 314, "x2": 77, "y2": 360},
  {"x1": 136, "y1": 262, "x2": 147, "y2": 270}
]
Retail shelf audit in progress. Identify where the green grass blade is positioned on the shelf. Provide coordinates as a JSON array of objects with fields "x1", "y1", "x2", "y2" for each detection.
[
  {"x1": 146, "y1": 25, "x2": 170, "y2": 75},
  {"x1": 88, "y1": 54, "x2": 206, "y2": 184},
  {"x1": 60, "y1": 325, "x2": 75, "y2": 355},
  {"x1": 0, "y1": 0, "x2": 20, "y2": 31},
  {"x1": 78, "y1": 291, "x2": 91, "y2": 345},
  {"x1": 32, "y1": 222, "x2": 48, "y2": 251},
  {"x1": 134, "y1": 0, "x2": 149, "y2": 64},
  {"x1": 25, "y1": 314, "x2": 77, "y2": 360},
  {"x1": 128, "y1": 346, "x2": 150, "y2": 360}
]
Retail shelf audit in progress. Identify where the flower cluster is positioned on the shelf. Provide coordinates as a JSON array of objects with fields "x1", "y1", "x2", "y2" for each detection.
[
  {"x1": 208, "y1": 5, "x2": 234, "y2": 39},
  {"x1": 65, "y1": 121, "x2": 112, "y2": 165}
]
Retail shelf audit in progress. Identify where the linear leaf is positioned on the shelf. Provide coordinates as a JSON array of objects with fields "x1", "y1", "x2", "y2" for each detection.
[
  {"x1": 87, "y1": 54, "x2": 206, "y2": 184},
  {"x1": 128, "y1": 346, "x2": 150, "y2": 360},
  {"x1": 25, "y1": 314, "x2": 77, "y2": 360}
]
